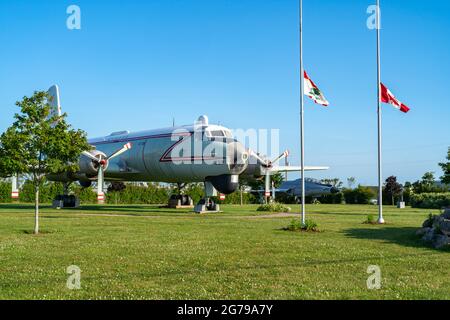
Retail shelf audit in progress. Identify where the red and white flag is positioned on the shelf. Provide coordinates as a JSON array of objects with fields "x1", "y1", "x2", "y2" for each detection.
[
  {"x1": 304, "y1": 71, "x2": 329, "y2": 107},
  {"x1": 380, "y1": 83, "x2": 410, "y2": 113}
]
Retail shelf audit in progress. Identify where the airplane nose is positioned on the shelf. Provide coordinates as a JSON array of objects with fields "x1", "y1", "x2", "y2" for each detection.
[{"x1": 227, "y1": 140, "x2": 249, "y2": 174}]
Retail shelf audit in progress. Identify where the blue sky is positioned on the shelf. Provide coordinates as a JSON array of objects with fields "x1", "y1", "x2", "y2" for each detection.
[{"x1": 1, "y1": 0, "x2": 449, "y2": 185}]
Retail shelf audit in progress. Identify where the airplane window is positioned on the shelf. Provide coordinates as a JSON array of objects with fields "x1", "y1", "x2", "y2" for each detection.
[{"x1": 210, "y1": 130, "x2": 225, "y2": 137}]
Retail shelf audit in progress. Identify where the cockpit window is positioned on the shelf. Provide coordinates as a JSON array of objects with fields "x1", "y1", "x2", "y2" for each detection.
[{"x1": 209, "y1": 130, "x2": 225, "y2": 137}]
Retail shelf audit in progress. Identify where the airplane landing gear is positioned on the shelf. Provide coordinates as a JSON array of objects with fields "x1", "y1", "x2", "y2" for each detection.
[
  {"x1": 168, "y1": 183, "x2": 194, "y2": 209},
  {"x1": 52, "y1": 182, "x2": 80, "y2": 209},
  {"x1": 194, "y1": 181, "x2": 221, "y2": 214},
  {"x1": 168, "y1": 194, "x2": 194, "y2": 209},
  {"x1": 194, "y1": 197, "x2": 220, "y2": 214}
]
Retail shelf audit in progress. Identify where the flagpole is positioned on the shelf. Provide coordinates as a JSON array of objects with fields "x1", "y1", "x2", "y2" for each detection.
[
  {"x1": 376, "y1": 0, "x2": 385, "y2": 224},
  {"x1": 299, "y1": 0, "x2": 306, "y2": 225}
]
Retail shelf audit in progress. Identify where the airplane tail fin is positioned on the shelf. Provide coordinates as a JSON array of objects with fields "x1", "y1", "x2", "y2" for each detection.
[{"x1": 47, "y1": 85, "x2": 62, "y2": 118}]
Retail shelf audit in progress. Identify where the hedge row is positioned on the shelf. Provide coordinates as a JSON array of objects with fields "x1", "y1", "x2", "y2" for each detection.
[
  {"x1": 410, "y1": 193, "x2": 450, "y2": 209},
  {"x1": 0, "y1": 182, "x2": 11, "y2": 203},
  {"x1": 343, "y1": 186, "x2": 376, "y2": 205},
  {"x1": 0, "y1": 181, "x2": 255, "y2": 205}
]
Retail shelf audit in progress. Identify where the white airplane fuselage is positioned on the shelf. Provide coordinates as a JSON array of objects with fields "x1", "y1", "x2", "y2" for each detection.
[{"x1": 86, "y1": 123, "x2": 247, "y2": 183}]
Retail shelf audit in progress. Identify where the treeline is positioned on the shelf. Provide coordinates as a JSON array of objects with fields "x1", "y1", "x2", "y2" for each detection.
[
  {"x1": 276, "y1": 186, "x2": 376, "y2": 205},
  {"x1": 0, "y1": 181, "x2": 257, "y2": 205},
  {"x1": 0, "y1": 179, "x2": 448, "y2": 208},
  {"x1": 0, "y1": 181, "x2": 171, "y2": 205}
]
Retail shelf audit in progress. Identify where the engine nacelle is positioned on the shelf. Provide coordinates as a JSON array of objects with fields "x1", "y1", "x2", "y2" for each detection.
[
  {"x1": 79, "y1": 150, "x2": 107, "y2": 176},
  {"x1": 79, "y1": 180, "x2": 92, "y2": 188},
  {"x1": 207, "y1": 174, "x2": 239, "y2": 195}
]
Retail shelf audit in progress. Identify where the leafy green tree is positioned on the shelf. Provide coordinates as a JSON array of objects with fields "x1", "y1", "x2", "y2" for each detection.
[
  {"x1": 384, "y1": 176, "x2": 403, "y2": 205},
  {"x1": 241, "y1": 172, "x2": 284, "y2": 191},
  {"x1": 343, "y1": 185, "x2": 375, "y2": 204},
  {"x1": 347, "y1": 177, "x2": 356, "y2": 189},
  {"x1": 439, "y1": 147, "x2": 450, "y2": 185},
  {"x1": 412, "y1": 172, "x2": 438, "y2": 194},
  {"x1": 0, "y1": 91, "x2": 90, "y2": 234}
]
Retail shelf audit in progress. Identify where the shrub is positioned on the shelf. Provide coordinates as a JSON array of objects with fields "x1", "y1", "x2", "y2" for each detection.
[
  {"x1": 72, "y1": 185, "x2": 98, "y2": 204},
  {"x1": 257, "y1": 202, "x2": 291, "y2": 213},
  {"x1": 410, "y1": 193, "x2": 450, "y2": 209},
  {"x1": 214, "y1": 191, "x2": 257, "y2": 205},
  {"x1": 106, "y1": 184, "x2": 170, "y2": 205},
  {"x1": 0, "y1": 182, "x2": 12, "y2": 203},
  {"x1": 320, "y1": 192, "x2": 345, "y2": 204},
  {"x1": 364, "y1": 214, "x2": 376, "y2": 225},
  {"x1": 183, "y1": 183, "x2": 204, "y2": 204},
  {"x1": 276, "y1": 192, "x2": 298, "y2": 204},
  {"x1": 19, "y1": 180, "x2": 63, "y2": 203},
  {"x1": 286, "y1": 219, "x2": 319, "y2": 232},
  {"x1": 343, "y1": 186, "x2": 376, "y2": 204}
]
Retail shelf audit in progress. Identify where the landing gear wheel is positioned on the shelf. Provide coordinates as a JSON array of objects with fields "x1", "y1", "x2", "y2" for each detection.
[{"x1": 194, "y1": 197, "x2": 221, "y2": 214}]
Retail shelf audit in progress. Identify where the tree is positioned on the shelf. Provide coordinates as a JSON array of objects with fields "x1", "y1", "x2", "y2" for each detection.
[
  {"x1": 347, "y1": 177, "x2": 356, "y2": 189},
  {"x1": 439, "y1": 147, "x2": 450, "y2": 185},
  {"x1": 384, "y1": 176, "x2": 403, "y2": 206},
  {"x1": 242, "y1": 172, "x2": 284, "y2": 191},
  {"x1": 412, "y1": 172, "x2": 443, "y2": 194},
  {"x1": 0, "y1": 91, "x2": 90, "y2": 234},
  {"x1": 421, "y1": 172, "x2": 436, "y2": 186}
]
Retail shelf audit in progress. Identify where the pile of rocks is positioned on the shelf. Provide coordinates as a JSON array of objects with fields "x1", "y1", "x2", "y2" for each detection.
[{"x1": 417, "y1": 208, "x2": 450, "y2": 249}]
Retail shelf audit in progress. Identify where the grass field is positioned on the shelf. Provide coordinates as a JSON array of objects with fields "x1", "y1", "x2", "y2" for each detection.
[{"x1": 0, "y1": 203, "x2": 449, "y2": 300}]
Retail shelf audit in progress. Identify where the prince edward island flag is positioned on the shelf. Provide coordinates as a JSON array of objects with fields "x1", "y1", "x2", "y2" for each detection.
[{"x1": 304, "y1": 71, "x2": 329, "y2": 107}]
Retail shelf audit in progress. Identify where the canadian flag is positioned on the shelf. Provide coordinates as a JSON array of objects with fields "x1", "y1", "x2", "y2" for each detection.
[{"x1": 380, "y1": 83, "x2": 410, "y2": 113}]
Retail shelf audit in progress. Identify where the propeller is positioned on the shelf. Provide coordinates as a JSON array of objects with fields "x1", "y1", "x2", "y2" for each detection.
[
  {"x1": 82, "y1": 142, "x2": 132, "y2": 204},
  {"x1": 249, "y1": 149, "x2": 290, "y2": 203}
]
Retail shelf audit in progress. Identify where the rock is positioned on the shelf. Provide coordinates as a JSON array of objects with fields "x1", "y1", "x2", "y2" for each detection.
[
  {"x1": 422, "y1": 229, "x2": 435, "y2": 242},
  {"x1": 439, "y1": 220, "x2": 450, "y2": 236},
  {"x1": 433, "y1": 216, "x2": 445, "y2": 229},
  {"x1": 431, "y1": 234, "x2": 450, "y2": 249},
  {"x1": 442, "y1": 208, "x2": 450, "y2": 220},
  {"x1": 422, "y1": 218, "x2": 433, "y2": 228},
  {"x1": 416, "y1": 227, "x2": 432, "y2": 236}
]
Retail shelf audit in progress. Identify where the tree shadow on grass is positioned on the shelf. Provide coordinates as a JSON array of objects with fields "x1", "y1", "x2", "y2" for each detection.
[
  {"x1": 0, "y1": 204, "x2": 51, "y2": 210},
  {"x1": 0, "y1": 204, "x2": 192, "y2": 215},
  {"x1": 343, "y1": 226, "x2": 450, "y2": 252},
  {"x1": 75, "y1": 205, "x2": 192, "y2": 215}
]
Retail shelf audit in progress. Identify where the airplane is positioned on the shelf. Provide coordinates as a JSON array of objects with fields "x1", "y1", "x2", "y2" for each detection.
[
  {"x1": 11, "y1": 85, "x2": 329, "y2": 213},
  {"x1": 251, "y1": 178, "x2": 339, "y2": 203},
  {"x1": 277, "y1": 178, "x2": 340, "y2": 198}
]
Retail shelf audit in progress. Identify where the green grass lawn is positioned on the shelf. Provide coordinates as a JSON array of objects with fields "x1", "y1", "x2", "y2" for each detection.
[{"x1": 0, "y1": 203, "x2": 449, "y2": 300}]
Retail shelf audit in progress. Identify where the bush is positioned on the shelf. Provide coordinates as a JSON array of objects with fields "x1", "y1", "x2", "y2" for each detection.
[
  {"x1": 410, "y1": 193, "x2": 450, "y2": 209},
  {"x1": 257, "y1": 202, "x2": 291, "y2": 213},
  {"x1": 183, "y1": 183, "x2": 204, "y2": 204},
  {"x1": 72, "y1": 185, "x2": 98, "y2": 204},
  {"x1": 106, "y1": 184, "x2": 170, "y2": 205},
  {"x1": 0, "y1": 182, "x2": 12, "y2": 203},
  {"x1": 276, "y1": 192, "x2": 298, "y2": 204},
  {"x1": 286, "y1": 219, "x2": 319, "y2": 232},
  {"x1": 343, "y1": 186, "x2": 376, "y2": 204},
  {"x1": 214, "y1": 191, "x2": 257, "y2": 205},
  {"x1": 19, "y1": 180, "x2": 63, "y2": 203},
  {"x1": 364, "y1": 214, "x2": 376, "y2": 225},
  {"x1": 320, "y1": 192, "x2": 345, "y2": 204}
]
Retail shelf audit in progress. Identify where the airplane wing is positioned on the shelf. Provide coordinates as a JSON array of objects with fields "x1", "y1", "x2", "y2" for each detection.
[{"x1": 269, "y1": 166, "x2": 329, "y2": 173}]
